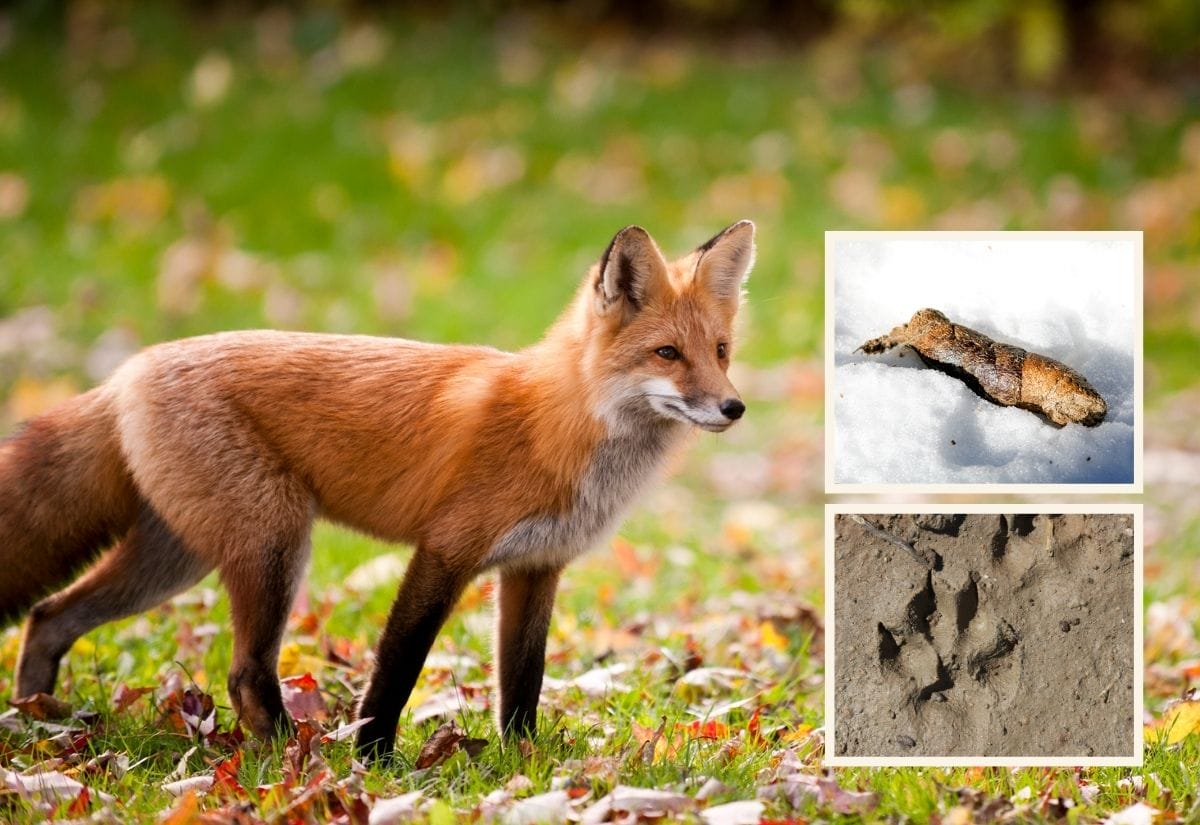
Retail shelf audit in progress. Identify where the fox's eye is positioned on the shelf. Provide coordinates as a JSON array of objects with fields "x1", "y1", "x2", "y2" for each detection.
[
  {"x1": 717, "y1": 343, "x2": 728, "y2": 359},
  {"x1": 655, "y1": 346, "x2": 680, "y2": 361}
]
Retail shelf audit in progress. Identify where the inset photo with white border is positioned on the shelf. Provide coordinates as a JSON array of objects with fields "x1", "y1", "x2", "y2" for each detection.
[
  {"x1": 825, "y1": 231, "x2": 1142, "y2": 493},
  {"x1": 824, "y1": 504, "x2": 1142, "y2": 767}
]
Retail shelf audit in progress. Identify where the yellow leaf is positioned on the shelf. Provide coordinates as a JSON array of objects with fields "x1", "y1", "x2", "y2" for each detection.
[
  {"x1": 780, "y1": 723, "x2": 814, "y2": 744},
  {"x1": 277, "y1": 642, "x2": 325, "y2": 678},
  {"x1": 457, "y1": 579, "x2": 494, "y2": 612},
  {"x1": 0, "y1": 631, "x2": 19, "y2": 669},
  {"x1": 1147, "y1": 699, "x2": 1200, "y2": 745},
  {"x1": 759, "y1": 620, "x2": 788, "y2": 652},
  {"x1": 277, "y1": 642, "x2": 301, "y2": 676}
]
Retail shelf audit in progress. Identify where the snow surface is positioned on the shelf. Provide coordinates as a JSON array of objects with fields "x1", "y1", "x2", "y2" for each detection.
[{"x1": 831, "y1": 236, "x2": 1137, "y2": 485}]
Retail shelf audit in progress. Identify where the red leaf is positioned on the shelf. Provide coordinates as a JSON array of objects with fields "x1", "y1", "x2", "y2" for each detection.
[
  {"x1": 747, "y1": 706, "x2": 764, "y2": 743},
  {"x1": 65, "y1": 786, "x2": 91, "y2": 816},
  {"x1": 292, "y1": 610, "x2": 321, "y2": 635},
  {"x1": 158, "y1": 789, "x2": 202, "y2": 825},
  {"x1": 685, "y1": 719, "x2": 731, "y2": 740},
  {"x1": 64, "y1": 729, "x2": 95, "y2": 756},
  {"x1": 281, "y1": 673, "x2": 328, "y2": 722},
  {"x1": 212, "y1": 750, "x2": 246, "y2": 799}
]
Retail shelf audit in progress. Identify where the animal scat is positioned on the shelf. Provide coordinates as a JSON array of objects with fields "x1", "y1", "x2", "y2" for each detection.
[{"x1": 857, "y1": 308, "x2": 1107, "y2": 427}]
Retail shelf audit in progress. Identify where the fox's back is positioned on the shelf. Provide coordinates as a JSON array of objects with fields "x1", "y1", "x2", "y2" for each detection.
[{"x1": 106, "y1": 331, "x2": 518, "y2": 543}]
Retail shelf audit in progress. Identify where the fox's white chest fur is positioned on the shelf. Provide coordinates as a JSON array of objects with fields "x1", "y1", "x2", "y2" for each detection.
[{"x1": 483, "y1": 419, "x2": 686, "y2": 571}]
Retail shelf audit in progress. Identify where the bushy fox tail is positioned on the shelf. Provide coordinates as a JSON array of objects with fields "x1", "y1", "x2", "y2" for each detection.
[{"x1": 0, "y1": 388, "x2": 139, "y2": 623}]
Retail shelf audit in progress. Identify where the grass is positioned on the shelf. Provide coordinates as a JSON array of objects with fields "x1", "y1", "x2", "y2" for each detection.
[{"x1": 1, "y1": 3, "x2": 1200, "y2": 822}]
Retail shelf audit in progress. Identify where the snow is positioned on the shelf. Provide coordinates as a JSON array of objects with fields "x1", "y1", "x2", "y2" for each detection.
[{"x1": 831, "y1": 236, "x2": 1137, "y2": 485}]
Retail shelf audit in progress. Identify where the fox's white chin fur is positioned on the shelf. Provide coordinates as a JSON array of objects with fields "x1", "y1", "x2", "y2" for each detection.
[{"x1": 644, "y1": 395, "x2": 732, "y2": 432}]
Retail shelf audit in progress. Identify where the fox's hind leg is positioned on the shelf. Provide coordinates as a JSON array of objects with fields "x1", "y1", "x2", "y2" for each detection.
[
  {"x1": 15, "y1": 503, "x2": 212, "y2": 697},
  {"x1": 220, "y1": 523, "x2": 313, "y2": 740}
]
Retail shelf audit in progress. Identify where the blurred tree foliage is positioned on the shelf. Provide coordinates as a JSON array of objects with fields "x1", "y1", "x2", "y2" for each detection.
[
  {"x1": 543, "y1": 0, "x2": 1200, "y2": 84},
  {"x1": 10, "y1": 0, "x2": 1197, "y2": 87}
]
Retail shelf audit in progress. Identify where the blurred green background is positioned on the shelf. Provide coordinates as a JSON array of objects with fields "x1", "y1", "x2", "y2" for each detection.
[
  {"x1": 1, "y1": 1, "x2": 1197, "y2": 394},
  {"x1": 0, "y1": 1, "x2": 1198, "y2": 570},
  {"x1": 1, "y1": 0, "x2": 1198, "y2": 580}
]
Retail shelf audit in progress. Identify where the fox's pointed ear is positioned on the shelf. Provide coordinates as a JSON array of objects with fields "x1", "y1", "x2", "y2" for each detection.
[
  {"x1": 594, "y1": 225, "x2": 668, "y2": 319},
  {"x1": 695, "y1": 220, "x2": 755, "y2": 305}
]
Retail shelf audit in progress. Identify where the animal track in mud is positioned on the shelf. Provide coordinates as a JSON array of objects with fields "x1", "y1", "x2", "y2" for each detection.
[
  {"x1": 870, "y1": 513, "x2": 1085, "y2": 716},
  {"x1": 876, "y1": 563, "x2": 1022, "y2": 715},
  {"x1": 835, "y1": 513, "x2": 1136, "y2": 758}
]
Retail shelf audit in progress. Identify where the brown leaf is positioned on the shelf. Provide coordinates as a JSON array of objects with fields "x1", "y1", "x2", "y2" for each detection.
[
  {"x1": 414, "y1": 722, "x2": 467, "y2": 770},
  {"x1": 161, "y1": 775, "x2": 214, "y2": 797},
  {"x1": 285, "y1": 719, "x2": 325, "y2": 782},
  {"x1": 321, "y1": 717, "x2": 373, "y2": 743},
  {"x1": 369, "y1": 790, "x2": 425, "y2": 824},
  {"x1": 759, "y1": 773, "x2": 878, "y2": 816},
  {"x1": 583, "y1": 786, "x2": 695, "y2": 823},
  {"x1": 197, "y1": 801, "x2": 262, "y2": 824},
  {"x1": 112, "y1": 684, "x2": 154, "y2": 714},
  {"x1": 80, "y1": 750, "x2": 129, "y2": 781},
  {"x1": 207, "y1": 725, "x2": 246, "y2": 753},
  {"x1": 504, "y1": 790, "x2": 573, "y2": 824},
  {"x1": 44, "y1": 728, "x2": 94, "y2": 757},
  {"x1": 2, "y1": 768, "x2": 115, "y2": 804},
  {"x1": 160, "y1": 686, "x2": 216, "y2": 739},
  {"x1": 11, "y1": 692, "x2": 72, "y2": 720},
  {"x1": 699, "y1": 800, "x2": 764, "y2": 825},
  {"x1": 460, "y1": 737, "x2": 488, "y2": 758}
]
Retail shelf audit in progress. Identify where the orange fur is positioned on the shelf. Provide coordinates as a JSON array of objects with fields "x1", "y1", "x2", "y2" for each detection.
[{"x1": 1, "y1": 220, "x2": 756, "y2": 759}]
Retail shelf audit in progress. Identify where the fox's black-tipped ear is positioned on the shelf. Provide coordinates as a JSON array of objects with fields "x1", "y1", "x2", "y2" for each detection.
[
  {"x1": 695, "y1": 220, "x2": 755, "y2": 304},
  {"x1": 595, "y1": 225, "x2": 668, "y2": 318}
]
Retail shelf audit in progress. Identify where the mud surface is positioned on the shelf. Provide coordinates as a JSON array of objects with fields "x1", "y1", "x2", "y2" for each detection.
[{"x1": 833, "y1": 514, "x2": 1135, "y2": 758}]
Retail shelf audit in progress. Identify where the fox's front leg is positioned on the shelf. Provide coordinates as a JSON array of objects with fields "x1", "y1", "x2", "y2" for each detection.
[
  {"x1": 355, "y1": 548, "x2": 470, "y2": 762},
  {"x1": 495, "y1": 566, "x2": 562, "y2": 737}
]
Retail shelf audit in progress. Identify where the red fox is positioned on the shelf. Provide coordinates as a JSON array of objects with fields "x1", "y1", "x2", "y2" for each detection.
[{"x1": 0, "y1": 221, "x2": 754, "y2": 759}]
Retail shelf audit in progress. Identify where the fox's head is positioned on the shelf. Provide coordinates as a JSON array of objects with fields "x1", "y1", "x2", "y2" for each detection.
[{"x1": 578, "y1": 220, "x2": 755, "y2": 433}]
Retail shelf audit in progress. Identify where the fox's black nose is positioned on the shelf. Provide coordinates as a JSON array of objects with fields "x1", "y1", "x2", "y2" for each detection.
[{"x1": 720, "y1": 399, "x2": 745, "y2": 420}]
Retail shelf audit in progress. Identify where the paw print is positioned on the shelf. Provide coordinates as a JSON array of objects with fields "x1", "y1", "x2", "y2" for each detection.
[{"x1": 877, "y1": 559, "x2": 1023, "y2": 729}]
